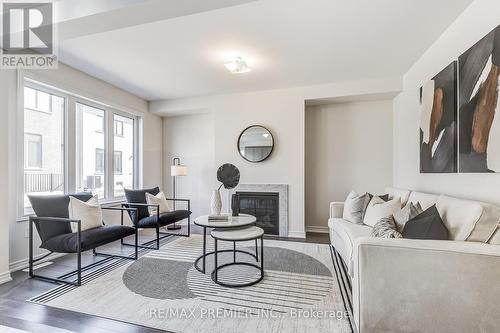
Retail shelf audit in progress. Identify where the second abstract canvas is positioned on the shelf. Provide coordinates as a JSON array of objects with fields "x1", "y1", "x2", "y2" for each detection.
[{"x1": 420, "y1": 62, "x2": 457, "y2": 173}]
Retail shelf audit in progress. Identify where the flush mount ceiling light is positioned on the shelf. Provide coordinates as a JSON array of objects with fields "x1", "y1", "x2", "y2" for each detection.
[{"x1": 224, "y1": 56, "x2": 251, "y2": 74}]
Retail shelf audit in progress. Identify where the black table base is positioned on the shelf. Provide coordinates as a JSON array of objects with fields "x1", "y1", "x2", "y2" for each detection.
[{"x1": 211, "y1": 236, "x2": 264, "y2": 288}]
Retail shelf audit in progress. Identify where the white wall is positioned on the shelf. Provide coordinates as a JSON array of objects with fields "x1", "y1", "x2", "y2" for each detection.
[
  {"x1": 2, "y1": 63, "x2": 163, "y2": 279},
  {"x1": 305, "y1": 100, "x2": 393, "y2": 230},
  {"x1": 393, "y1": 0, "x2": 500, "y2": 204},
  {"x1": 0, "y1": 69, "x2": 16, "y2": 284},
  {"x1": 152, "y1": 77, "x2": 401, "y2": 238},
  {"x1": 163, "y1": 113, "x2": 215, "y2": 219}
]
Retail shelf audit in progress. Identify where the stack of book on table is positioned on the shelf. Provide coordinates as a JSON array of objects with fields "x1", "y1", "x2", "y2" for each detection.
[{"x1": 208, "y1": 214, "x2": 229, "y2": 221}]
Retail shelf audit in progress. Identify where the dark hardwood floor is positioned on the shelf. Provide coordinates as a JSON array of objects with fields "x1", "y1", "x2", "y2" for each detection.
[{"x1": 0, "y1": 228, "x2": 329, "y2": 333}]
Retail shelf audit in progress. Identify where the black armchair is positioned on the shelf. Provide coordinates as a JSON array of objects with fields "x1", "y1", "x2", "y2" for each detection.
[
  {"x1": 28, "y1": 193, "x2": 139, "y2": 286},
  {"x1": 123, "y1": 187, "x2": 191, "y2": 250}
]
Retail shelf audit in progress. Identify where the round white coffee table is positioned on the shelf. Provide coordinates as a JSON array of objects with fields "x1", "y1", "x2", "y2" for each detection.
[
  {"x1": 211, "y1": 226, "x2": 264, "y2": 287},
  {"x1": 193, "y1": 214, "x2": 256, "y2": 274}
]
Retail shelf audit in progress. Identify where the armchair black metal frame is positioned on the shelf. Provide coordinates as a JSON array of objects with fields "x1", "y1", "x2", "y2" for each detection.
[
  {"x1": 121, "y1": 198, "x2": 191, "y2": 251},
  {"x1": 29, "y1": 206, "x2": 139, "y2": 287}
]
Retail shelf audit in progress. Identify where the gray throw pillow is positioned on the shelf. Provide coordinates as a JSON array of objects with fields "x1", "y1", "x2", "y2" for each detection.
[
  {"x1": 393, "y1": 202, "x2": 423, "y2": 232},
  {"x1": 372, "y1": 216, "x2": 402, "y2": 238},
  {"x1": 343, "y1": 190, "x2": 370, "y2": 224}
]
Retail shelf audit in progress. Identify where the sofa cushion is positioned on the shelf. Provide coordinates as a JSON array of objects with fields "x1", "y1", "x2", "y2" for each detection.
[
  {"x1": 436, "y1": 195, "x2": 484, "y2": 241},
  {"x1": 342, "y1": 191, "x2": 370, "y2": 224},
  {"x1": 488, "y1": 226, "x2": 500, "y2": 245},
  {"x1": 402, "y1": 205, "x2": 449, "y2": 240},
  {"x1": 385, "y1": 187, "x2": 411, "y2": 206},
  {"x1": 363, "y1": 196, "x2": 401, "y2": 227},
  {"x1": 328, "y1": 218, "x2": 372, "y2": 265},
  {"x1": 407, "y1": 191, "x2": 439, "y2": 210},
  {"x1": 467, "y1": 203, "x2": 500, "y2": 243}
]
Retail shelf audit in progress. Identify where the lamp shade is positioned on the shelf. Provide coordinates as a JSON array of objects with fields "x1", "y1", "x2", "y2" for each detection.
[{"x1": 171, "y1": 165, "x2": 188, "y2": 176}]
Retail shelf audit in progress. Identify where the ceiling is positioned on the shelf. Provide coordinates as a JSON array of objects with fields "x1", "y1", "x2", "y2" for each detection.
[{"x1": 57, "y1": 0, "x2": 473, "y2": 101}]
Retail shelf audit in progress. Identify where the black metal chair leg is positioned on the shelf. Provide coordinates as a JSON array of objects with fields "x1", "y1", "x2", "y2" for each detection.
[
  {"x1": 135, "y1": 227, "x2": 139, "y2": 259},
  {"x1": 29, "y1": 218, "x2": 34, "y2": 278},
  {"x1": 156, "y1": 226, "x2": 160, "y2": 250}
]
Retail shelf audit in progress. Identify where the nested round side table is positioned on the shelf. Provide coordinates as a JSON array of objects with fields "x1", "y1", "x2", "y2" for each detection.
[
  {"x1": 210, "y1": 226, "x2": 264, "y2": 288},
  {"x1": 193, "y1": 214, "x2": 257, "y2": 274}
]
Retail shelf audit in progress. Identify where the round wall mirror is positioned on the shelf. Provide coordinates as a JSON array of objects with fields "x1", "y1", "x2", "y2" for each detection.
[{"x1": 238, "y1": 125, "x2": 274, "y2": 162}]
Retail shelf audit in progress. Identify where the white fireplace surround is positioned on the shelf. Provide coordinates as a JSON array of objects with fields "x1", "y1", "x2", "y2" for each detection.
[{"x1": 229, "y1": 184, "x2": 288, "y2": 237}]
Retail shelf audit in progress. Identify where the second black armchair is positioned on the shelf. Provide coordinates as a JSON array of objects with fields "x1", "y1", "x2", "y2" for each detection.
[{"x1": 123, "y1": 187, "x2": 191, "y2": 250}]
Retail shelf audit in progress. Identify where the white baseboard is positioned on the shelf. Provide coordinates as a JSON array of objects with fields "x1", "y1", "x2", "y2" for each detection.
[
  {"x1": 0, "y1": 271, "x2": 12, "y2": 285},
  {"x1": 287, "y1": 231, "x2": 306, "y2": 239},
  {"x1": 305, "y1": 225, "x2": 330, "y2": 234},
  {"x1": 9, "y1": 252, "x2": 66, "y2": 273}
]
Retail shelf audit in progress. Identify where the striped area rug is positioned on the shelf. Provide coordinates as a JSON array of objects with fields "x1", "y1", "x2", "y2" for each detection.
[{"x1": 29, "y1": 235, "x2": 354, "y2": 333}]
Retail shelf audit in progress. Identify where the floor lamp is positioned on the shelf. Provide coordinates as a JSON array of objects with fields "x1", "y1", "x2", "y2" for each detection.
[{"x1": 169, "y1": 157, "x2": 188, "y2": 230}]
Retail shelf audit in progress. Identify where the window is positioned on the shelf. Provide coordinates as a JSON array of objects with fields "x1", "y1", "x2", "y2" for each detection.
[
  {"x1": 95, "y1": 148, "x2": 105, "y2": 173},
  {"x1": 113, "y1": 114, "x2": 134, "y2": 197},
  {"x1": 24, "y1": 87, "x2": 54, "y2": 113},
  {"x1": 23, "y1": 86, "x2": 65, "y2": 215},
  {"x1": 20, "y1": 79, "x2": 140, "y2": 217},
  {"x1": 114, "y1": 151, "x2": 122, "y2": 174},
  {"x1": 95, "y1": 115, "x2": 104, "y2": 133},
  {"x1": 114, "y1": 119, "x2": 123, "y2": 136},
  {"x1": 24, "y1": 134, "x2": 42, "y2": 169},
  {"x1": 76, "y1": 103, "x2": 106, "y2": 198}
]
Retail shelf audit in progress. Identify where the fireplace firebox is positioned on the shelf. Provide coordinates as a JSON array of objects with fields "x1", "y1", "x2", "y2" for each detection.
[{"x1": 236, "y1": 192, "x2": 279, "y2": 235}]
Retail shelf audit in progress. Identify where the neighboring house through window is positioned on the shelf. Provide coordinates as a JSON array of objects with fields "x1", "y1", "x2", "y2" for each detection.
[
  {"x1": 114, "y1": 151, "x2": 122, "y2": 174},
  {"x1": 95, "y1": 148, "x2": 105, "y2": 173},
  {"x1": 24, "y1": 134, "x2": 42, "y2": 169}
]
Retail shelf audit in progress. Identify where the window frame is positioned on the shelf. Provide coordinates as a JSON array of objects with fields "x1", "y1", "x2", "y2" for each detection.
[{"x1": 18, "y1": 77, "x2": 141, "y2": 219}]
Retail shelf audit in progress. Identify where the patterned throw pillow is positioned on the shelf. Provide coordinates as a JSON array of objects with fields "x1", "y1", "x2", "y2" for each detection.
[
  {"x1": 343, "y1": 190, "x2": 371, "y2": 224},
  {"x1": 393, "y1": 202, "x2": 424, "y2": 232},
  {"x1": 372, "y1": 216, "x2": 403, "y2": 238}
]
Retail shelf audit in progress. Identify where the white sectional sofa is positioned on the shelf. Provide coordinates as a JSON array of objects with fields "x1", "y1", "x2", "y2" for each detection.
[{"x1": 328, "y1": 187, "x2": 500, "y2": 333}]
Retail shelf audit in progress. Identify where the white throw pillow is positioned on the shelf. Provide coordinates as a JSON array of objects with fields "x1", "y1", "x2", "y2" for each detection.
[
  {"x1": 68, "y1": 195, "x2": 103, "y2": 232},
  {"x1": 145, "y1": 191, "x2": 172, "y2": 216},
  {"x1": 363, "y1": 196, "x2": 402, "y2": 227},
  {"x1": 342, "y1": 190, "x2": 371, "y2": 224}
]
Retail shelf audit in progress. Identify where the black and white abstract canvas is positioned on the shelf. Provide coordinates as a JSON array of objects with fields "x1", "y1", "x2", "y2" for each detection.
[
  {"x1": 459, "y1": 25, "x2": 500, "y2": 173},
  {"x1": 419, "y1": 62, "x2": 457, "y2": 173}
]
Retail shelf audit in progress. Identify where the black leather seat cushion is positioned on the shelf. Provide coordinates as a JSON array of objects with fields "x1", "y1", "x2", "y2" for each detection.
[
  {"x1": 41, "y1": 225, "x2": 135, "y2": 253},
  {"x1": 137, "y1": 210, "x2": 191, "y2": 228},
  {"x1": 124, "y1": 187, "x2": 160, "y2": 221}
]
